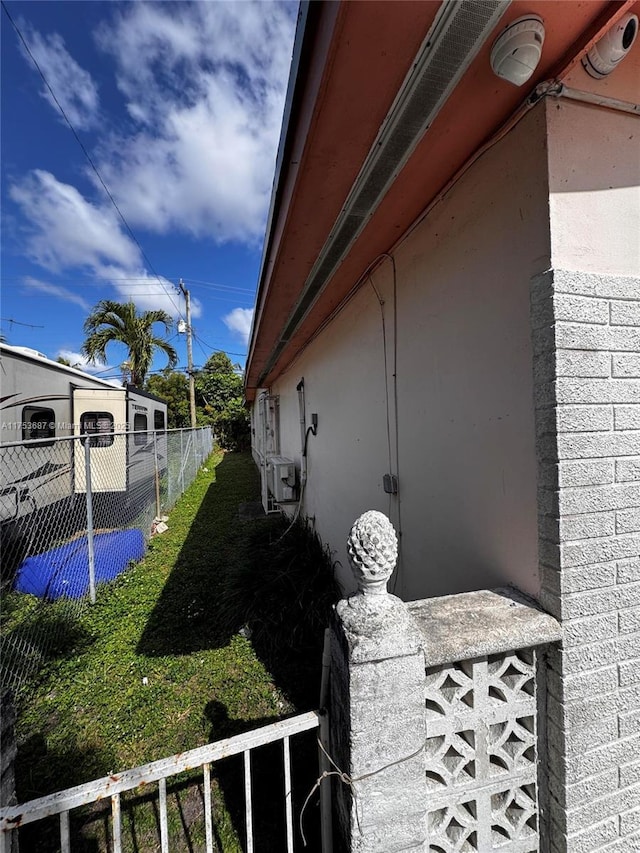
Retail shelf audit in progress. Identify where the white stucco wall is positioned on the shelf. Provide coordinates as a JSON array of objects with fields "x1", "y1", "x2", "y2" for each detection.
[
  {"x1": 267, "y1": 103, "x2": 551, "y2": 600},
  {"x1": 546, "y1": 98, "x2": 640, "y2": 277},
  {"x1": 274, "y1": 286, "x2": 392, "y2": 553}
]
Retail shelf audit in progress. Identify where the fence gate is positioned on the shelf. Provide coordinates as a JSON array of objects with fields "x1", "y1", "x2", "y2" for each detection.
[{"x1": 0, "y1": 710, "x2": 332, "y2": 853}]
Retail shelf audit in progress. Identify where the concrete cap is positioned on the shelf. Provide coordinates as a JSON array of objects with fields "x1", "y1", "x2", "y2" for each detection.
[{"x1": 407, "y1": 586, "x2": 562, "y2": 667}]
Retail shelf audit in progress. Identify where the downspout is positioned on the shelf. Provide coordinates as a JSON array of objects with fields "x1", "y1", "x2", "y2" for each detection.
[{"x1": 296, "y1": 378, "x2": 307, "y2": 490}]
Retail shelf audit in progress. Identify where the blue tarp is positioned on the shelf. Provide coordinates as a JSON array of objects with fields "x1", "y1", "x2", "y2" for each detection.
[{"x1": 14, "y1": 529, "x2": 145, "y2": 600}]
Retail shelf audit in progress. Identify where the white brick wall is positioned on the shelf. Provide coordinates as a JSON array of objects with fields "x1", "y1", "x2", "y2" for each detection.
[{"x1": 532, "y1": 269, "x2": 640, "y2": 852}]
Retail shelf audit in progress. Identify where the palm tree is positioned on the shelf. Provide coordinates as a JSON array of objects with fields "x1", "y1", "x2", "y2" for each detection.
[{"x1": 81, "y1": 300, "x2": 177, "y2": 387}]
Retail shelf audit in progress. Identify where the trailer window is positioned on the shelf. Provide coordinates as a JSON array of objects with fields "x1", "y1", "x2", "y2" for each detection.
[
  {"x1": 80, "y1": 412, "x2": 114, "y2": 447},
  {"x1": 22, "y1": 407, "x2": 55, "y2": 443},
  {"x1": 133, "y1": 413, "x2": 148, "y2": 445},
  {"x1": 154, "y1": 410, "x2": 165, "y2": 432}
]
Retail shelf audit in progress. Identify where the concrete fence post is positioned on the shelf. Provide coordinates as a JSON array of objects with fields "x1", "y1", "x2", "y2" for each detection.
[{"x1": 329, "y1": 511, "x2": 427, "y2": 852}]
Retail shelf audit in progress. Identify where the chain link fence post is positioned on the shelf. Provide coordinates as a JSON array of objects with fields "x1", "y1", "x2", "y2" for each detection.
[
  {"x1": 153, "y1": 432, "x2": 161, "y2": 520},
  {"x1": 83, "y1": 438, "x2": 97, "y2": 606},
  {"x1": 180, "y1": 430, "x2": 185, "y2": 493}
]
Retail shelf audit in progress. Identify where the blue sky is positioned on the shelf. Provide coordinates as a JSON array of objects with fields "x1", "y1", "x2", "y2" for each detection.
[{"x1": 1, "y1": 0, "x2": 297, "y2": 379}]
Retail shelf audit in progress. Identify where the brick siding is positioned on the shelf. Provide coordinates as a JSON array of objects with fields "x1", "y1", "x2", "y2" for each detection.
[{"x1": 532, "y1": 269, "x2": 640, "y2": 852}]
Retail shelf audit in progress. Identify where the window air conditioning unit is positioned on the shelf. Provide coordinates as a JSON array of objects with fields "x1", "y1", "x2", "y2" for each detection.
[{"x1": 267, "y1": 456, "x2": 297, "y2": 503}]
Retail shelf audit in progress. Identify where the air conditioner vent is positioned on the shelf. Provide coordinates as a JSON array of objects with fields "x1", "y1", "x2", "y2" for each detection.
[{"x1": 267, "y1": 456, "x2": 297, "y2": 503}]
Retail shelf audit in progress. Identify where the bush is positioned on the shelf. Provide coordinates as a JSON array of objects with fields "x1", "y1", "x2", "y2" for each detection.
[
  {"x1": 212, "y1": 400, "x2": 250, "y2": 451},
  {"x1": 220, "y1": 514, "x2": 341, "y2": 707}
]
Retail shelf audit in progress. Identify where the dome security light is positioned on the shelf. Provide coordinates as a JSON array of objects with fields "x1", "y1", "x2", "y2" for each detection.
[
  {"x1": 490, "y1": 15, "x2": 545, "y2": 87},
  {"x1": 582, "y1": 13, "x2": 638, "y2": 79}
]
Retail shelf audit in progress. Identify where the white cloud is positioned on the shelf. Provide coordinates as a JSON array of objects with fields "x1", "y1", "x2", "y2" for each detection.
[
  {"x1": 56, "y1": 349, "x2": 104, "y2": 372},
  {"x1": 18, "y1": 26, "x2": 99, "y2": 130},
  {"x1": 54, "y1": 350, "x2": 121, "y2": 386},
  {"x1": 7, "y1": 3, "x2": 296, "y2": 337},
  {"x1": 223, "y1": 307, "x2": 254, "y2": 345},
  {"x1": 9, "y1": 172, "x2": 192, "y2": 320},
  {"x1": 93, "y1": 1, "x2": 296, "y2": 243},
  {"x1": 10, "y1": 170, "x2": 140, "y2": 272},
  {"x1": 23, "y1": 276, "x2": 91, "y2": 312}
]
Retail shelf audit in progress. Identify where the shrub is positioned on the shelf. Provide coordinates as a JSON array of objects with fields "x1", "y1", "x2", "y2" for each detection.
[{"x1": 220, "y1": 514, "x2": 341, "y2": 707}]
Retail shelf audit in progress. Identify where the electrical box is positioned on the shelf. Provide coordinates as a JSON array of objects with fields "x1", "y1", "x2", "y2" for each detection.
[{"x1": 267, "y1": 456, "x2": 297, "y2": 503}]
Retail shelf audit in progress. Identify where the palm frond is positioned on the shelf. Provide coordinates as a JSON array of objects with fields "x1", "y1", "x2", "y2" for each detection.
[{"x1": 81, "y1": 300, "x2": 176, "y2": 386}]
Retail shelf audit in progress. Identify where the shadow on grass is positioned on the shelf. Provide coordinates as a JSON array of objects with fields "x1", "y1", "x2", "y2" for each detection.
[
  {"x1": 137, "y1": 453, "x2": 340, "y2": 710},
  {"x1": 135, "y1": 451, "x2": 338, "y2": 849},
  {"x1": 1, "y1": 605, "x2": 95, "y2": 693},
  {"x1": 222, "y1": 512, "x2": 341, "y2": 710},
  {"x1": 10, "y1": 453, "x2": 335, "y2": 852},
  {"x1": 16, "y1": 725, "x2": 228, "y2": 853},
  {"x1": 16, "y1": 705, "x2": 323, "y2": 853},
  {"x1": 15, "y1": 734, "x2": 116, "y2": 853},
  {"x1": 201, "y1": 701, "x2": 323, "y2": 853},
  {"x1": 18, "y1": 768, "x2": 221, "y2": 853},
  {"x1": 136, "y1": 453, "x2": 259, "y2": 657}
]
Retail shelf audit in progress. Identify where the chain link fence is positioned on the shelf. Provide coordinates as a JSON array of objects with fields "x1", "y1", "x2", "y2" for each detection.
[{"x1": 0, "y1": 427, "x2": 213, "y2": 693}]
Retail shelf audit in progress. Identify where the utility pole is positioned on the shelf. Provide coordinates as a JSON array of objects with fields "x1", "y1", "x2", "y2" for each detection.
[{"x1": 179, "y1": 279, "x2": 197, "y2": 428}]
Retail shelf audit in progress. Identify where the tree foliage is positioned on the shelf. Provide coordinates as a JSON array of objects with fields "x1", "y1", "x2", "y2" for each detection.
[
  {"x1": 146, "y1": 370, "x2": 192, "y2": 428},
  {"x1": 195, "y1": 352, "x2": 250, "y2": 450},
  {"x1": 82, "y1": 300, "x2": 177, "y2": 387},
  {"x1": 144, "y1": 352, "x2": 250, "y2": 449}
]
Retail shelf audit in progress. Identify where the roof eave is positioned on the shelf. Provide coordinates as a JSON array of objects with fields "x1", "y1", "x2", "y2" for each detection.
[{"x1": 245, "y1": 1, "x2": 339, "y2": 400}]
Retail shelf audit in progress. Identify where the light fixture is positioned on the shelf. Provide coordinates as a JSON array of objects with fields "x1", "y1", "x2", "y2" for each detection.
[
  {"x1": 490, "y1": 15, "x2": 545, "y2": 87},
  {"x1": 582, "y1": 13, "x2": 638, "y2": 78}
]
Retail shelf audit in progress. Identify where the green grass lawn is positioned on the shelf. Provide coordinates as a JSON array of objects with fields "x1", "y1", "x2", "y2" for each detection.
[{"x1": 9, "y1": 450, "x2": 336, "y2": 852}]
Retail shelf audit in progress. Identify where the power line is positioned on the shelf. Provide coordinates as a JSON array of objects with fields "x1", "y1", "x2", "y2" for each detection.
[
  {"x1": 5, "y1": 276, "x2": 256, "y2": 295},
  {"x1": 98, "y1": 292, "x2": 249, "y2": 301},
  {"x1": 1, "y1": 0, "x2": 185, "y2": 322},
  {"x1": 5, "y1": 279, "x2": 254, "y2": 305},
  {"x1": 1, "y1": 317, "x2": 45, "y2": 328},
  {"x1": 6, "y1": 279, "x2": 253, "y2": 305},
  {"x1": 97, "y1": 365, "x2": 243, "y2": 381},
  {"x1": 4, "y1": 276, "x2": 179, "y2": 284},
  {"x1": 182, "y1": 278, "x2": 256, "y2": 294},
  {"x1": 92, "y1": 361, "x2": 191, "y2": 380},
  {"x1": 106, "y1": 292, "x2": 252, "y2": 304},
  {"x1": 11, "y1": 289, "x2": 250, "y2": 302},
  {"x1": 192, "y1": 329, "x2": 246, "y2": 359},
  {"x1": 56, "y1": 331, "x2": 182, "y2": 377},
  {"x1": 95, "y1": 370, "x2": 180, "y2": 382},
  {"x1": 192, "y1": 331, "x2": 211, "y2": 363}
]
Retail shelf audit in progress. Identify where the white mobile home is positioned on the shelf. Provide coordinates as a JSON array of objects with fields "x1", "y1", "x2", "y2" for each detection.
[{"x1": 0, "y1": 343, "x2": 167, "y2": 525}]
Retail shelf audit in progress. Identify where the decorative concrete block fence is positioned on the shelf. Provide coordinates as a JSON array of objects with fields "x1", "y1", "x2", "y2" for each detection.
[{"x1": 329, "y1": 511, "x2": 561, "y2": 852}]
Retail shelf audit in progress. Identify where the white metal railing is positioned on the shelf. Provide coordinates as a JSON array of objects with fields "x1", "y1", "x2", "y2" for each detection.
[{"x1": 0, "y1": 711, "x2": 326, "y2": 853}]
